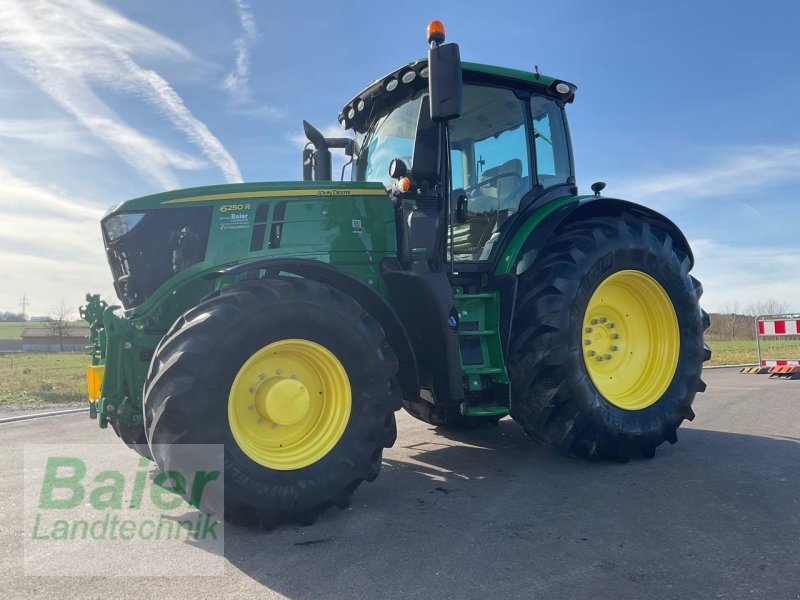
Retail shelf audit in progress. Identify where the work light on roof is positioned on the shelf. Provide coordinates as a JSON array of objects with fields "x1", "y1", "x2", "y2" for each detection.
[{"x1": 401, "y1": 70, "x2": 417, "y2": 84}]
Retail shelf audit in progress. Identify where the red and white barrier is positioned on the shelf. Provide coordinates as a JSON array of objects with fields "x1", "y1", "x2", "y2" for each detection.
[
  {"x1": 758, "y1": 319, "x2": 800, "y2": 336},
  {"x1": 746, "y1": 314, "x2": 800, "y2": 378},
  {"x1": 760, "y1": 359, "x2": 800, "y2": 366}
]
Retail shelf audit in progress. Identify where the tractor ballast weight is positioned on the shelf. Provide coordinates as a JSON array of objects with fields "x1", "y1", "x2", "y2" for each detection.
[{"x1": 82, "y1": 21, "x2": 710, "y2": 528}]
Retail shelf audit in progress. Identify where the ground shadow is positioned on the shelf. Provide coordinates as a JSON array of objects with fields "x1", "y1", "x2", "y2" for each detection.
[{"x1": 216, "y1": 420, "x2": 800, "y2": 599}]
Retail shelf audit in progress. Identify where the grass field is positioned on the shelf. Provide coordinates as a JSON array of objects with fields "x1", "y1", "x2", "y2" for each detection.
[
  {"x1": 0, "y1": 321, "x2": 87, "y2": 340},
  {"x1": 705, "y1": 339, "x2": 800, "y2": 366},
  {"x1": 0, "y1": 340, "x2": 795, "y2": 407},
  {"x1": 0, "y1": 322, "x2": 48, "y2": 339},
  {"x1": 0, "y1": 353, "x2": 87, "y2": 406}
]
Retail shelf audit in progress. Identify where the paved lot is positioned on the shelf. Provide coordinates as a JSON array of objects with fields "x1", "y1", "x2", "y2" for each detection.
[{"x1": 2, "y1": 368, "x2": 800, "y2": 599}]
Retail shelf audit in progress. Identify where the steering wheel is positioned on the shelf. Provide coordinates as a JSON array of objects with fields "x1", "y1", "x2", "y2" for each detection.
[{"x1": 464, "y1": 171, "x2": 521, "y2": 195}]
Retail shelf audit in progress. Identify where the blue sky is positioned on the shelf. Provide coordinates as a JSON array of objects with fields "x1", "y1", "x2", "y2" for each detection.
[{"x1": 0, "y1": 0, "x2": 798, "y2": 317}]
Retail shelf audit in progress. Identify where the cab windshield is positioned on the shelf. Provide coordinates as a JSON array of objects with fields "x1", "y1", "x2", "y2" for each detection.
[{"x1": 352, "y1": 93, "x2": 424, "y2": 188}]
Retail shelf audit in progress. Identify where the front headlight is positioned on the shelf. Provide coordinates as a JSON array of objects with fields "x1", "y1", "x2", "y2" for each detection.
[{"x1": 103, "y1": 213, "x2": 145, "y2": 242}]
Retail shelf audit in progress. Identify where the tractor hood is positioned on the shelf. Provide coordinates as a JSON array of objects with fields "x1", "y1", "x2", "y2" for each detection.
[
  {"x1": 101, "y1": 180, "x2": 392, "y2": 310},
  {"x1": 104, "y1": 180, "x2": 387, "y2": 214}
]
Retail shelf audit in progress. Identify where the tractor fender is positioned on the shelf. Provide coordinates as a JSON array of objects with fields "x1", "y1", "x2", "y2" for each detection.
[
  {"x1": 511, "y1": 196, "x2": 694, "y2": 277},
  {"x1": 205, "y1": 258, "x2": 419, "y2": 404}
]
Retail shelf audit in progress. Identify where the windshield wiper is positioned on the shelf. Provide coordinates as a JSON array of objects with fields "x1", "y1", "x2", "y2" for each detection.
[{"x1": 534, "y1": 129, "x2": 552, "y2": 146}]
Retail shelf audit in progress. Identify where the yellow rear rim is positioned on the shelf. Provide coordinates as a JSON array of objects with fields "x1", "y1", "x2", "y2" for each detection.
[
  {"x1": 582, "y1": 270, "x2": 680, "y2": 411},
  {"x1": 228, "y1": 339, "x2": 351, "y2": 470}
]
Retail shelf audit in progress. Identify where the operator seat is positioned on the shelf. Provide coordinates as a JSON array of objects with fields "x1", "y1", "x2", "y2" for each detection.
[
  {"x1": 451, "y1": 158, "x2": 524, "y2": 260},
  {"x1": 479, "y1": 158, "x2": 524, "y2": 211}
]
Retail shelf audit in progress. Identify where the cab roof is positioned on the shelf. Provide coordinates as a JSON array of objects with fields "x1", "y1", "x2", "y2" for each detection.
[{"x1": 341, "y1": 60, "x2": 576, "y2": 133}]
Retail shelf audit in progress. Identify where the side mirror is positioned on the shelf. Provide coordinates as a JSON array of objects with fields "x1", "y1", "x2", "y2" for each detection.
[
  {"x1": 388, "y1": 158, "x2": 408, "y2": 180},
  {"x1": 428, "y1": 43, "x2": 462, "y2": 122}
]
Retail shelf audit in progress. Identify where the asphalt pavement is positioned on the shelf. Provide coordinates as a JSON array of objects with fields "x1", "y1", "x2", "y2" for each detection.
[{"x1": 2, "y1": 367, "x2": 799, "y2": 599}]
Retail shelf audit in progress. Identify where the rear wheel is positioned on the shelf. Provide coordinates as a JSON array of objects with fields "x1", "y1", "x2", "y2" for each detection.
[
  {"x1": 143, "y1": 278, "x2": 401, "y2": 528},
  {"x1": 508, "y1": 215, "x2": 710, "y2": 460}
]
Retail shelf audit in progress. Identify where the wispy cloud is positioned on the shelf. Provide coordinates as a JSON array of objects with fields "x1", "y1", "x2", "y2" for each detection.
[
  {"x1": 690, "y1": 239, "x2": 800, "y2": 312},
  {"x1": 221, "y1": 0, "x2": 287, "y2": 120},
  {"x1": 0, "y1": 0, "x2": 242, "y2": 187},
  {"x1": 0, "y1": 165, "x2": 103, "y2": 221},
  {"x1": 616, "y1": 144, "x2": 800, "y2": 207},
  {"x1": 222, "y1": 0, "x2": 258, "y2": 103},
  {"x1": 0, "y1": 166, "x2": 111, "y2": 315},
  {"x1": 0, "y1": 118, "x2": 98, "y2": 155}
]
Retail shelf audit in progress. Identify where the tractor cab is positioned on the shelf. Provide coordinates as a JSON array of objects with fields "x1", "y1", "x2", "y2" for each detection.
[
  {"x1": 349, "y1": 70, "x2": 576, "y2": 265},
  {"x1": 306, "y1": 21, "x2": 578, "y2": 272},
  {"x1": 299, "y1": 21, "x2": 586, "y2": 420}
]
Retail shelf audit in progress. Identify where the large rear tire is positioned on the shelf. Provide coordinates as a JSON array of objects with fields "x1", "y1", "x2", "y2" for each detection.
[
  {"x1": 143, "y1": 278, "x2": 401, "y2": 528},
  {"x1": 508, "y1": 215, "x2": 710, "y2": 460}
]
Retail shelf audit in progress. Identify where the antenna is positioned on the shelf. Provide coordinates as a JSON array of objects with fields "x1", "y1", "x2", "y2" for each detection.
[{"x1": 19, "y1": 293, "x2": 28, "y2": 321}]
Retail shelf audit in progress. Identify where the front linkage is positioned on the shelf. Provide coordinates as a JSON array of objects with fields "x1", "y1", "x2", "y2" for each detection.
[{"x1": 80, "y1": 293, "x2": 160, "y2": 430}]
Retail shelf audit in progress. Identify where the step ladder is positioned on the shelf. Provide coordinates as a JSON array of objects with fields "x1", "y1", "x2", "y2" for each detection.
[{"x1": 452, "y1": 289, "x2": 509, "y2": 417}]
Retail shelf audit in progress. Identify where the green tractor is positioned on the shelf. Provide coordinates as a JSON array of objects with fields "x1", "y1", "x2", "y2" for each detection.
[{"x1": 81, "y1": 21, "x2": 710, "y2": 528}]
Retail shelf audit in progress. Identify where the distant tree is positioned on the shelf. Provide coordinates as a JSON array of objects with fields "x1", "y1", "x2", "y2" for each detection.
[
  {"x1": 48, "y1": 301, "x2": 72, "y2": 352},
  {"x1": 745, "y1": 299, "x2": 790, "y2": 317},
  {"x1": 0, "y1": 311, "x2": 26, "y2": 322},
  {"x1": 722, "y1": 302, "x2": 740, "y2": 341}
]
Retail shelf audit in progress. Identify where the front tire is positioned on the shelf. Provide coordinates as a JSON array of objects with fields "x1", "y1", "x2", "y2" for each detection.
[
  {"x1": 110, "y1": 420, "x2": 152, "y2": 460},
  {"x1": 143, "y1": 278, "x2": 401, "y2": 528},
  {"x1": 508, "y1": 215, "x2": 710, "y2": 460}
]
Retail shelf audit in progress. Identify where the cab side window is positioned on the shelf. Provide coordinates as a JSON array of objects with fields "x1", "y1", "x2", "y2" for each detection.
[
  {"x1": 531, "y1": 95, "x2": 571, "y2": 188},
  {"x1": 449, "y1": 85, "x2": 531, "y2": 261}
]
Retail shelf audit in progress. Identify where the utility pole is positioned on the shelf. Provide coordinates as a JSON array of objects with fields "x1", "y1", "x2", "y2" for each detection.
[{"x1": 19, "y1": 294, "x2": 28, "y2": 321}]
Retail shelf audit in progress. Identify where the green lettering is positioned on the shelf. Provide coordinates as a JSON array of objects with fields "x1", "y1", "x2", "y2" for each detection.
[
  {"x1": 31, "y1": 513, "x2": 48, "y2": 540},
  {"x1": 129, "y1": 459, "x2": 150, "y2": 509},
  {"x1": 150, "y1": 471, "x2": 186, "y2": 510},
  {"x1": 118, "y1": 520, "x2": 136, "y2": 540},
  {"x1": 89, "y1": 471, "x2": 125, "y2": 509},
  {"x1": 156, "y1": 515, "x2": 173, "y2": 539},
  {"x1": 90, "y1": 513, "x2": 109, "y2": 540},
  {"x1": 139, "y1": 520, "x2": 155, "y2": 540},
  {"x1": 189, "y1": 470, "x2": 220, "y2": 507},
  {"x1": 108, "y1": 514, "x2": 120, "y2": 540},
  {"x1": 70, "y1": 519, "x2": 89, "y2": 540},
  {"x1": 201, "y1": 514, "x2": 219, "y2": 540},
  {"x1": 51, "y1": 519, "x2": 69, "y2": 540},
  {"x1": 39, "y1": 457, "x2": 85, "y2": 509}
]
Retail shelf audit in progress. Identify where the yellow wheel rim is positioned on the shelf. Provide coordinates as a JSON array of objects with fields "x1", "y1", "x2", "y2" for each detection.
[
  {"x1": 582, "y1": 270, "x2": 680, "y2": 411},
  {"x1": 227, "y1": 339, "x2": 351, "y2": 470}
]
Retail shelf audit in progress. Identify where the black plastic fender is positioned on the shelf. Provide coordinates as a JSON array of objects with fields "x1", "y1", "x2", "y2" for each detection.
[
  {"x1": 206, "y1": 258, "x2": 419, "y2": 404},
  {"x1": 512, "y1": 196, "x2": 694, "y2": 277}
]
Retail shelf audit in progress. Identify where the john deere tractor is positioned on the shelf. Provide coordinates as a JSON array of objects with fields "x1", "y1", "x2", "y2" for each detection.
[{"x1": 81, "y1": 21, "x2": 710, "y2": 528}]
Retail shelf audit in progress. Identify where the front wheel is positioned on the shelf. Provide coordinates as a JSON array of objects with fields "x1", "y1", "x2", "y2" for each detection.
[
  {"x1": 143, "y1": 278, "x2": 402, "y2": 528},
  {"x1": 508, "y1": 215, "x2": 711, "y2": 460}
]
